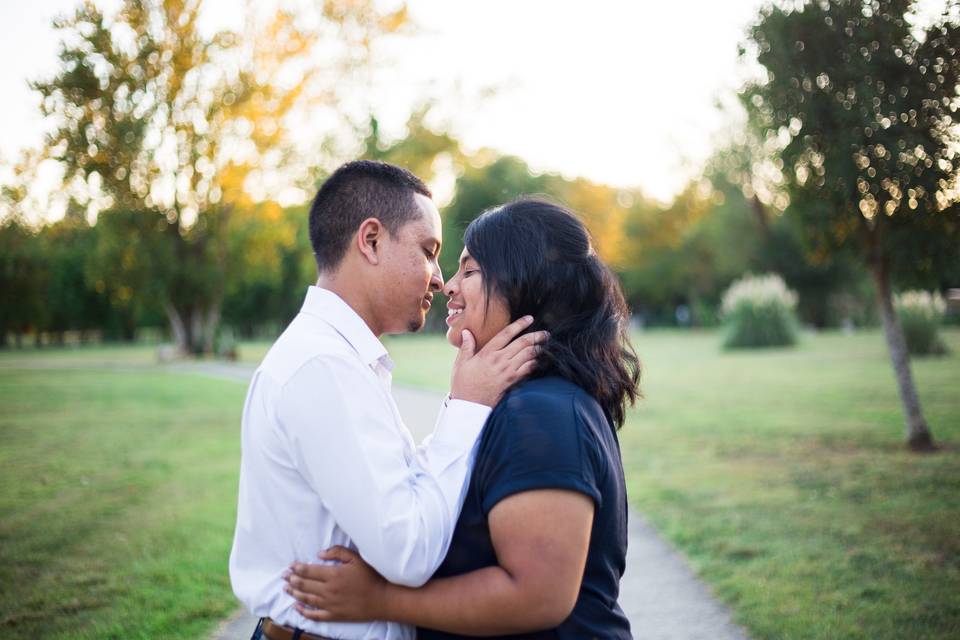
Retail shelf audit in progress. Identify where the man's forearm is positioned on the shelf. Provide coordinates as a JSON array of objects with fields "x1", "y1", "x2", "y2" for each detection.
[{"x1": 380, "y1": 567, "x2": 564, "y2": 636}]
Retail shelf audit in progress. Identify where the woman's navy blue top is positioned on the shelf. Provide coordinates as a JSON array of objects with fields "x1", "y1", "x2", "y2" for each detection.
[{"x1": 418, "y1": 376, "x2": 632, "y2": 639}]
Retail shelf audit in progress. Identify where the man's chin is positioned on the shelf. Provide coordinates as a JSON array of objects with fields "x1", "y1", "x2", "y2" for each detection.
[{"x1": 406, "y1": 315, "x2": 425, "y2": 333}]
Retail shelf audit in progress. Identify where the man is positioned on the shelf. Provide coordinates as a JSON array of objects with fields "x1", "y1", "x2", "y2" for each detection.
[{"x1": 229, "y1": 160, "x2": 544, "y2": 640}]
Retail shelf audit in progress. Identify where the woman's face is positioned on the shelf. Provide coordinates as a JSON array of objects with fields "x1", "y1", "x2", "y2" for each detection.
[{"x1": 443, "y1": 248, "x2": 511, "y2": 350}]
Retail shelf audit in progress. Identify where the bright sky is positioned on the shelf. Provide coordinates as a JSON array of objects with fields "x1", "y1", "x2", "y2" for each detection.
[{"x1": 0, "y1": 0, "x2": 949, "y2": 211}]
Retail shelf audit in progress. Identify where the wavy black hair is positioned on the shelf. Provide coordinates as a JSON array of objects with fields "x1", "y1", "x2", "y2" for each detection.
[{"x1": 463, "y1": 196, "x2": 641, "y2": 429}]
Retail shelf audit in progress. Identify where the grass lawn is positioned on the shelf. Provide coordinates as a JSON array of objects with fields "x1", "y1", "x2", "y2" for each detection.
[
  {"x1": 0, "y1": 366, "x2": 244, "y2": 639},
  {"x1": 385, "y1": 328, "x2": 960, "y2": 640},
  {"x1": 1, "y1": 328, "x2": 957, "y2": 639}
]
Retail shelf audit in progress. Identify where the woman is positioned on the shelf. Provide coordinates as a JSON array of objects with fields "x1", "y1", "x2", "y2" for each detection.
[{"x1": 285, "y1": 197, "x2": 641, "y2": 638}]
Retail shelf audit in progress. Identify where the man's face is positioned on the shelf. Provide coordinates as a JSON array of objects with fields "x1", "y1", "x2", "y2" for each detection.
[{"x1": 376, "y1": 193, "x2": 444, "y2": 334}]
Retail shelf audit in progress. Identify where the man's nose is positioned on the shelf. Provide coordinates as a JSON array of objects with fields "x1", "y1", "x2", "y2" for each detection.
[{"x1": 430, "y1": 267, "x2": 443, "y2": 292}]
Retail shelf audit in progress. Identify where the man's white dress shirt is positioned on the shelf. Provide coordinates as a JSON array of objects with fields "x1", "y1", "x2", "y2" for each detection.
[{"x1": 230, "y1": 286, "x2": 490, "y2": 639}]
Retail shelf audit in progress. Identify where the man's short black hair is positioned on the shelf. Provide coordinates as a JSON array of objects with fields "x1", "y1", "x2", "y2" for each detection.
[{"x1": 309, "y1": 160, "x2": 432, "y2": 271}]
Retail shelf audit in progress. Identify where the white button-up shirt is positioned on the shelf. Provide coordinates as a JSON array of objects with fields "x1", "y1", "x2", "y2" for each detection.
[{"x1": 230, "y1": 287, "x2": 490, "y2": 639}]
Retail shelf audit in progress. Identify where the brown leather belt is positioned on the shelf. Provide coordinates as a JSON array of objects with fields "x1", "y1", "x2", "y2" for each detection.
[{"x1": 260, "y1": 617, "x2": 334, "y2": 640}]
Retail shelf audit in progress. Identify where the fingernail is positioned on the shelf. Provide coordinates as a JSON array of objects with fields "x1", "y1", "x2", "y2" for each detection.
[
  {"x1": 282, "y1": 570, "x2": 291, "y2": 580},
  {"x1": 524, "y1": 315, "x2": 533, "y2": 323}
]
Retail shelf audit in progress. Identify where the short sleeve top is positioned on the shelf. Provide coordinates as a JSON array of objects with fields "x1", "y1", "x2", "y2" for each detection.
[{"x1": 418, "y1": 376, "x2": 632, "y2": 640}]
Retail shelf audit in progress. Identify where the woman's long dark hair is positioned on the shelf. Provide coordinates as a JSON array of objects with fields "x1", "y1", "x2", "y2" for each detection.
[{"x1": 464, "y1": 197, "x2": 641, "y2": 429}]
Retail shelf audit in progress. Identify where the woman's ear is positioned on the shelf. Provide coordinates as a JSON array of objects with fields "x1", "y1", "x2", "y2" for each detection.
[{"x1": 356, "y1": 217, "x2": 383, "y2": 265}]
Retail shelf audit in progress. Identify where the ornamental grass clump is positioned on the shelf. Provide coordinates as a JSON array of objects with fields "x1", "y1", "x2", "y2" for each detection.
[
  {"x1": 721, "y1": 274, "x2": 799, "y2": 349},
  {"x1": 894, "y1": 291, "x2": 948, "y2": 356}
]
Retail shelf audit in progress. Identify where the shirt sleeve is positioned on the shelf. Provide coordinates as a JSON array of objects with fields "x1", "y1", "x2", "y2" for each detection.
[
  {"x1": 416, "y1": 395, "x2": 491, "y2": 516},
  {"x1": 477, "y1": 389, "x2": 603, "y2": 516},
  {"x1": 278, "y1": 356, "x2": 489, "y2": 587}
]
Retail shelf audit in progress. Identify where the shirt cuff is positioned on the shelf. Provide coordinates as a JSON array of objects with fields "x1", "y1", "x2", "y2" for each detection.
[{"x1": 430, "y1": 398, "x2": 491, "y2": 450}]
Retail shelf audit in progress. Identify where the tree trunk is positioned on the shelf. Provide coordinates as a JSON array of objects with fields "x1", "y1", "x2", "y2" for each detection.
[
  {"x1": 164, "y1": 301, "x2": 189, "y2": 356},
  {"x1": 867, "y1": 258, "x2": 936, "y2": 451},
  {"x1": 203, "y1": 304, "x2": 220, "y2": 355},
  {"x1": 164, "y1": 300, "x2": 222, "y2": 356}
]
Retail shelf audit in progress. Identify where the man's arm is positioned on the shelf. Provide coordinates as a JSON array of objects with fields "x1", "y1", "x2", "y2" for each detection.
[
  {"x1": 282, "y1": 354, "x2": 480, "y2": 587},
  {"x1": 285, "y1": 317, "x2": 546, "y2": 587},
  {"x1": 286, "y1": 489, "x2": 595, "y2": 635}
]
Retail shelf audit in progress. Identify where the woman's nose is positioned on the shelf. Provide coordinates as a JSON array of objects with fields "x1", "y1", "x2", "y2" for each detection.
[{"x1": 443, "y1": 274, "x2": 458, "y2": 297}]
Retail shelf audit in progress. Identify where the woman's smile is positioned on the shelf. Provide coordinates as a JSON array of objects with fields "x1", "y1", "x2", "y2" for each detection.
[{"x1": 445, "y1": 304, "x2": 465, "y2": 326}]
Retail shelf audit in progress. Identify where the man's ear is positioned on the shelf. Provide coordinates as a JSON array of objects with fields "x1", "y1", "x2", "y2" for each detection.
[{"x1": 356, "y1": 217, "x2": 384, "y2": 265}]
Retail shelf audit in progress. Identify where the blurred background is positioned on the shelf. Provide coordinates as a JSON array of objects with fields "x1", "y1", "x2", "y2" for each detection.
[{"x1": 1, "y1": 1, "x2": 958, "y2": 639}]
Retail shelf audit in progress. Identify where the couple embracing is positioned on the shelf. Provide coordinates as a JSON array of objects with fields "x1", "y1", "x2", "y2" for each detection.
[{"x1": 229, "y1": 160, "x2": 641, "y2": 639}]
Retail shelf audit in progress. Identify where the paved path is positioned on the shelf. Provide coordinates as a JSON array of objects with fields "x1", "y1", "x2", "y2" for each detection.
[{"x1": 191, "y1": 362, "x2": 749, "y2": 640}]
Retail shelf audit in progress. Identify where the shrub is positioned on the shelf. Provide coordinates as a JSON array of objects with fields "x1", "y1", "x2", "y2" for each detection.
[
  {"x1": 894, "y1": 290, "x2": 948, "y2": 356},
  {"x1": 215, "y1": 326, "x2": 238, "y2": 361},
  {"x1": 721, "y1": 274, "x2": 799, "y2": 349}
]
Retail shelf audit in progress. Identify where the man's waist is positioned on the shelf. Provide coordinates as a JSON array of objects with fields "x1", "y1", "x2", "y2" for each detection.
[
  {"x1": 258, "y1": 615, "x2": 413, "y2": 640},
  {"x1": 261, "y1": 617, "x2": 332, "y2": 640},
  {"x1": 260, "y1": 618, "x2": 344, "y2": 640}
]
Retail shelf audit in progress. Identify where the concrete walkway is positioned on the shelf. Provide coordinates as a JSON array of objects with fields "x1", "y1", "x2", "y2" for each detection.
[{"x1": 192, "y1": 362, "x2": 749, "y2": 640}]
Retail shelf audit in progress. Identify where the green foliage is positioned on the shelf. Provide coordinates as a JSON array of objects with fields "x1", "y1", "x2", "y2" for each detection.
[
  {"x1": 0, "y1": 218, "x2": 45, "y2": 345},
  {"x1": 20, "y1": 0, "x2": 406, "y2": 354},
  {"x1": 741, "y1": 0, "x2": 960, "y2": 281},
  {"x1": 362, "y1": 109, "x2": 463, "y2": 187},
  {"x1": 220, "y1": 204, "x2": 314, "y2": 337},
  {"x1": 439, "y1": 155, "x2": 554, "y2": 278},
  {"x1": 895, "y1": 290, "x2": 949, "y2": 355},
  {"x1": 722, "y1": 273, "x2": 800, "y2": 348}
]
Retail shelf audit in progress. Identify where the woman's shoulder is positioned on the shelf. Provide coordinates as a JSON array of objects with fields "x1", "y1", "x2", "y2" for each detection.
[
  {"x1": 496, "y1": 376, "x2": 601, "y2": 416},
  {"x1": 487, "y1": 375, "x2": 605, "y2": 436},
  {"x1": 474, "y1": 376, "x2": 611, "y2": 511}
]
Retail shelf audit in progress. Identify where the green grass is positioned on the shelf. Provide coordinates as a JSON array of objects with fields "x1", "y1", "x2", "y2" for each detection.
[
  {"x1": 383, "y1": 334, "x2": 457, "y2": 391},
  {"x1": 0, "y1": 343, "x2": 159, "y2": 368},
  {"x1": 2, "y1": 329, "x2": 957, "y2": 639},
  {"x1": 386, "y1": 329, "x2": 960, "y2": 640},
  {"x1": 619, "y1": 329, "x2": 960, "y2": 640},
  {"x1": 0, "y1": 367, "x2": 244, "y2": 639}
]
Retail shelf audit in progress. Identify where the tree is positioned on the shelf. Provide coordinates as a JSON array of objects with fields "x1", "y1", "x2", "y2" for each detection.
[
  {"x1": 440, "y1": 155, "x2": 553, "y2": 278},
  {"x1": 39, "y1": 212, "x2": 113, "y2": 342},
  {"x1": 27, "y1": 0, "x2": 408, "y2": 354},
  {"x1": 742, "y1": 0, "x2": 960, "y2": 449},
  {"x1": 0, "y1": 218, "x2": 45, "y2": 347},
  {"x1": 362, "y1": 108, "x2": 464, "y2": 188}
]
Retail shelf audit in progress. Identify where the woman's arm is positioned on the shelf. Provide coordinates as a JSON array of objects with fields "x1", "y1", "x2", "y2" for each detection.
[{"x1": 286, "y1": 488, "x2": 594, "y2": 635}]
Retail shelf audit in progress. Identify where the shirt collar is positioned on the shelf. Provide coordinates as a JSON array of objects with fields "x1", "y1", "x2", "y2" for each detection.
[{"x1": 300, "y1": 286, "x2": 391, "y2": 369}]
